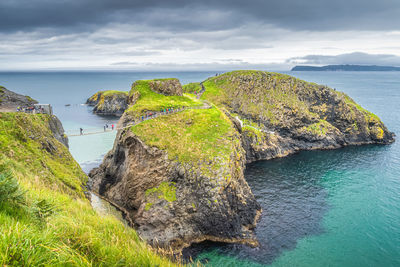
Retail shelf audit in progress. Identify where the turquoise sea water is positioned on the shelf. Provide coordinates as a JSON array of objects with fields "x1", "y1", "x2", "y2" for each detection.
[{"x1": 0, "y1": 71, "x2": 398, "y2": 266}]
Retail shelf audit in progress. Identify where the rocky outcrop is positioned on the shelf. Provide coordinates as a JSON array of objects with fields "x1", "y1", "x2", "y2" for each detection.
[
  {"x1": 47, "y1": 115, "x2": 69, "y2": 148},
  {"x1": 201, "y1": 71, "x2": 395, "y2": 163},
  {"x1": 89, "y1": 72, "x2": 395, "y2": 253},
  {"x1": 86, "y1": 91, "x2": 128, "y2": 116},
  {"x1": 149, "y1": 78, "x2": 183, "y2": 96},
  {"x1": 0, "y1": 86, "x2": 37, "y2": 111},
  {"x1": 89, "y1": 101, "x2": 261, "y2": 252}
]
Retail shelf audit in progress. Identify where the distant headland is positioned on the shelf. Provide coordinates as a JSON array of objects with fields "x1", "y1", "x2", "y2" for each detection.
[{"x1": 291, "y1": 64, "x2": 400, "y2": 71}]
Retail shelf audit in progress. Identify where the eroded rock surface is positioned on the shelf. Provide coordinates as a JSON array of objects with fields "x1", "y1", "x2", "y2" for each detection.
[
  {"x1": 86, "y1": 91, "x2": 128, "y2": 116},
  {"x1": 89, "y1": 126, "x2": 260, "y2": 251},
  {"x1": 149, "y1": 78, "x2": 183, "y2": 96}
]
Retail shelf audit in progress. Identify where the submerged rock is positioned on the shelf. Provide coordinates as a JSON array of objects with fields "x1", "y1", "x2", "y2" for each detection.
[{"x1": 86, "y1": 90, "x2": 128, "y2": 116}]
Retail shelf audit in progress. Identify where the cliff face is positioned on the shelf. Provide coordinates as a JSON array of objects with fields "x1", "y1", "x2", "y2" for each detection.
[
  {"x1": 200, "y1": 71, "x2": 395, "y2": 163},
  {"x1": 86, "y1": 90, "x2": 128, "y2": 116},
  {"x1": 149, "y1": 78, "x2": 183, "y2": 96},
  {"x1": 47, "y1": 115, "x2": 69, "y2": 148},
  {"x1": 89, "y1": 79, "x2": 261, "y2": 251}
]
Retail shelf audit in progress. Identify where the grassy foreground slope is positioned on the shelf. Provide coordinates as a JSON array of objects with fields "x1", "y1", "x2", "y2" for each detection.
[{"x1": 0, "y1": 112, "x2": 177, "y2": 266}]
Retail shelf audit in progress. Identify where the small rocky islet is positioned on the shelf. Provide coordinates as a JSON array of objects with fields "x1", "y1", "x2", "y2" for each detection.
[{"x1": 88, "y1": 70, "x2": 395, "y2": 252}]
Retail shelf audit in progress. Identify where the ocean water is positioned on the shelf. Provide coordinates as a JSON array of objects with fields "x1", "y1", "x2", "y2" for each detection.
[{"x1": 0, "y1": 71, "x2": 399, "y2": 266}]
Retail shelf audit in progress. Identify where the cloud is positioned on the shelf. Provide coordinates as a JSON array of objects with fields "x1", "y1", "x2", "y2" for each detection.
[
  {"x1": 287, "y1": 52, "x2": 400, "y2": 66},
  {"x1": 1, "y1": 0, "x2": 400, "y2": 34},
  {"x1": 1, "y1": 1, "x2": 400, "y2": 70}
]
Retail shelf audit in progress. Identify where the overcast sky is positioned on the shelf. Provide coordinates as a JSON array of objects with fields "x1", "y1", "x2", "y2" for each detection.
[{"x1": 1, "y1": 0, "x2": 400, "y2": 71}]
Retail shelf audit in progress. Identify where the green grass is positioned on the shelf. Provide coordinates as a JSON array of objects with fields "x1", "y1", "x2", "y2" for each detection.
[
  {"x1": 200, "y1": 71, "x2": 315, "y2": 125},
  {"x1": 337, "y1": 91, "x2": 381, "y2": 122},
  {"x1": 126, "y1": 80, "x2": 202, "y2": 118},
  {"x1": 88, "y1": 90, "x2": 128, "y2": 103},
  {"x1": 131, "y1": 107, "x2": 235, "y2": 165},
  {"x1": 182, "y1": 82, "x2": 201, "y2": 94},
  {"x1": 0, "y1": 112, "x2": 178, "y2": 266},
  {"x1": 299, "y1": 120, "x2": 334, "y2": 136},
  {"x1": 146, "y1": 182, "x2": 177, "y2": 203},
  {"x1": 102, "y1": 90, "x2": 128, "y2": 97}
]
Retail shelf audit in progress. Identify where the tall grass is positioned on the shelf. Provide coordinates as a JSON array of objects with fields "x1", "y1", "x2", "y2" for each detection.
[{"x1": 0, "y1": 112, "x2": 180, "y2": 266}]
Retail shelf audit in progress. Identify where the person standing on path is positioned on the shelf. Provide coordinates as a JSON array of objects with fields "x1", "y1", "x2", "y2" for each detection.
[
  {"x1": 80, "y1": 128, "x2": 83, "y2": 135},
  {"x1": 112, "y1": 124, "x2": 114, "y2": 130}
]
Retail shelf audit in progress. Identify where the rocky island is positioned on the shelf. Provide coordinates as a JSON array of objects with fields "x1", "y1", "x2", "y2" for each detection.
[
  {"x1": 89, "y1": 71, "x2": 394, "y2": 252},
  {"x1": 86, "y1": 90, "x2": 129, "y2": 116}
]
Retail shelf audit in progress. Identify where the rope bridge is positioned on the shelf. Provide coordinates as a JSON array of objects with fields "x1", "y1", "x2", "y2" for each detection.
[{"x1": 67, "y1": 103, "x2": 211, "y2": 137}]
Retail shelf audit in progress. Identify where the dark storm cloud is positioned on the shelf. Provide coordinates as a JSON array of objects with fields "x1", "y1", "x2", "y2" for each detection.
[
  {"x1": 1, "y1": 0, "x2": 400, "y2": 33},
  {"x1": 287, "y1": 52, "x2": 400, "y2": 66}
]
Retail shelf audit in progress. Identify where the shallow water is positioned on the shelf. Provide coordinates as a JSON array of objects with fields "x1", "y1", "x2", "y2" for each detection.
[{"x1": 1, "y1": 71, "x2": 399, "y2": 266}]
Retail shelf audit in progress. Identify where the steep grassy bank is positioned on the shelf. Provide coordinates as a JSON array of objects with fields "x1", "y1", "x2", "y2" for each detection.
[{"x1": 0, "y1": 112, "x2": 177, "y2": 266}]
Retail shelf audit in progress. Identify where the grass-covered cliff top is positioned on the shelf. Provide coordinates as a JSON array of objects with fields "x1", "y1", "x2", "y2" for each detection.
[
  {"x1": 87, "y1": 90, "x2": 128, "y2": 103},
  {"x1": 200, "y1": 71, "x2": 318, "y2": 124},
  {"x1": 131, "y1": 107, "x2": 240, "y2": 175},
  {"x1": 200, "y1": 70, "x2": 386, "y2": 132},
  {"x1": 0, "y1": 112, "x2": 177, "y2": 266},
  {"x1": 126, "y1": 79, "x2": 202, "y2": 118},
  {"x1": 131, "y1": 107, "x2": 235, "y2": 163}
]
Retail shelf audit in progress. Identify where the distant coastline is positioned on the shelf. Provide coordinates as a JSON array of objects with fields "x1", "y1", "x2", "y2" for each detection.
[{"x1": 291, "y1": 64, "x2": 400, "y2": 71}]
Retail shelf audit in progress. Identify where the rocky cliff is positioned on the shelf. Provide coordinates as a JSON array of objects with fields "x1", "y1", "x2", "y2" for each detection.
[
  {"x1": 86, "y1": 90, "x2": 128, "y2": 116},
  {"x1": 89, "y1": 79, "x2": 261, "y2": 251},
  {"x1": 90, "y1": 72, "x2": 394, "y2": 253},
  {"x1": 148, "y1": 78, "x2": 183, "y2": 96}
]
